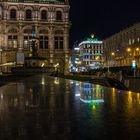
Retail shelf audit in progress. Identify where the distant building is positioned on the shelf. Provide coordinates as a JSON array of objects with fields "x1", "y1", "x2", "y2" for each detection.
[
  {"x1": 70, "y1": 44, "x2": 80, "y2": 72},
  {"x1": 78, "y1": 35, "x2": 103, "y2": 71},
  {"x1": 0, "y1": 0, "x2": 70, "y2": 73},
  {"x1": 103, "y1": 22, "x2": 140, "y2": 68}
]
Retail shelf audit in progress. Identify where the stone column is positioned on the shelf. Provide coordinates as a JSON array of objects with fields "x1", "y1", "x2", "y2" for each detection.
[
  {"x1": 64, "y1": 34, "x2": 69, "y2": 51},
  {"x1": 64, "y1": 28, "x2": 69, "y2": 54},
  {"x1": 1, "y1": 31, "x2": 4, "y2": 48},
  {"x1": 0, "y1": 24, "x2": 2, "y2": 47},
  {"x1": 18, "y1": 26, "x2": 23, "y2": 49},
  {"x1": 4, "y1": 31, "x2": 7, "y2": 48},
  {"x1": 49, "y1": 26, "x2": 54, "y2": 65},
  {"x1": 0, "y1": 6, "x2": 2, "y2": 20},
  {"x1": 63, "y1": 27, "x2": 70, "y2": 74},
  {"x1": 3, "y1": 10, "x2": 7, "y2": 20}
]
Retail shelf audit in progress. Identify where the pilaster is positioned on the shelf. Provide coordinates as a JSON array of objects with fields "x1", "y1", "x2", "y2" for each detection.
[
  {"x1": 18, "y1": 27, "x2": 23, "y2": 49},
  {"x1": 49, "y1": 26, "x2": 54, "y2": 64}
]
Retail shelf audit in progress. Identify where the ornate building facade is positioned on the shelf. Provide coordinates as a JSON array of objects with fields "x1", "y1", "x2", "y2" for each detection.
[
  {"x1": 0, "y1": 0, "x2": 70, "y2": 73},
  {"x1": 78, "y1": 36, "x2": 103, "y2": 71},
  {"x1": 103, "y1": 22, "x2": 140, "y2": 68}
]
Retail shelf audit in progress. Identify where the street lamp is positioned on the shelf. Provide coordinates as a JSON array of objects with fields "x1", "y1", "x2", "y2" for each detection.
[
  {"x1": 127, "y1": 48, "x2": 131, "y2": 52},
  {"x1": 95, "y1": 56, "x2": 99, "y2": 60},
  {"x1": 126, "y1": 47, "x2": 133, "y2": 65},
  {"x1": 135, "y1": 48, "x2": 140, "y2": 55},
  {"x1": 111, "y1": 52, "x2": 116, "y2": 66},
  {"x1": 136, "y1": 48, "x2": 139, "y2": 51},
  {"x1": 111, "y1": 52, "x2": 115, "y2": 56}
]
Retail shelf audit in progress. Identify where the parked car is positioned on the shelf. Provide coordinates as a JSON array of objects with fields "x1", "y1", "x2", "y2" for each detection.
[{"x1": 90, "y1": 77, "x2": 129, "y2": 91}]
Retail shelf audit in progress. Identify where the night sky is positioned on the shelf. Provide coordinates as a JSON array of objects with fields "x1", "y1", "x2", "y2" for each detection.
[{"x1": 69, "y1": 0, "x2": 140, "y2": 47}]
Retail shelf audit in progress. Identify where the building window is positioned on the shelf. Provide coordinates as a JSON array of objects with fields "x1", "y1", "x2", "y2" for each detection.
[
  {"x1": 41, "y1": 10, "x2": 47, "y2": 20},
  {"x1": 10, "y1": 9, "x2": 16, "y2": 19},
  {"x1": 129, "y1": 39, "x2": 131, "y2": 45},
  {"x1": 26, "y1": 9, "x2": 32, "y2": 20},
  {"x1": 8, "y1": 35, "x2": 18, "y2": 48},
  {"x1": 56, "y1": 11, "x2": 62, "y2": 21},
  {"x1": 54, "y1": 36, "x2": 63, "y2": 49},
  {"x1": 24, "y1": 36, "x2": 32, "y2": 49},
  {"x1": 39, "y1": 36, "x2": 48, "y2": 49}
]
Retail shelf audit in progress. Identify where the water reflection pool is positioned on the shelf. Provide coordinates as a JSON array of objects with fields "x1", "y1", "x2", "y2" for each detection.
[{"x1": 0, "y1": 75, "x2": 140, "y2": 140}]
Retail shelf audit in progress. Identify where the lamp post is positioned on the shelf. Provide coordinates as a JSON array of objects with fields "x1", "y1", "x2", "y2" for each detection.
[
  {"x1": 126, "y1": 47, "x2": 132, "y2": 65},
  {"x1": 135, "y1": 47, "x2": 140, "y2": 68},
  {"x1": 111, "y1": 51, "x2": 115, "y2": 66},
  {"x1": 111, "y1": 52, "x2": 115, "y2": 56},
  {"x1": 126, "y1": 47, "x2": 139, "y2": 77},
  {"x1": 127, "y1": 48, "x2": 131, "y2": 53},
  {"x1": 132, "y1": 60, "x2": 136, "y2": 77},
  {"x1": 135, "y1": 48, "x2": 139, "y2": 52}
]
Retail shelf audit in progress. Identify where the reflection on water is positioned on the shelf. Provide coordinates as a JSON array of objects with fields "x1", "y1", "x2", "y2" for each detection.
[
  {"x1": 79, "y1": 82, "x2": 104, "y2": 104},
  {"x1": 74, "y1": 81, "x2": 104, "y2": 112},
  {"x1": 74, "y1": 81, "x2": 104, "y2": 105},
  {"x1": 0, "y1": 77, "x2": 72, "y2": 139},
  {"x1": 0, "y1": 75, "x2": 140, "y2": 139}
]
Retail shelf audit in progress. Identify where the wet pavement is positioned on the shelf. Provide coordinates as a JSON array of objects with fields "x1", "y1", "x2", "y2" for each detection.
[{"x1": 0, "y1": 74, "x2": 140, "y2": 140}]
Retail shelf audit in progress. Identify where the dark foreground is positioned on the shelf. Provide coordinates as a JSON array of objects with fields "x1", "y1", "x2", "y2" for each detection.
[{"x1": 0, "y1": 74, "x2": 140, "y2": 140}]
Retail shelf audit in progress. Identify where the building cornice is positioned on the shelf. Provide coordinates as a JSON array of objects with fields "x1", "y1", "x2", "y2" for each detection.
[{"x1": 0, "y1": 0, "x2": 65, "y2": 4}]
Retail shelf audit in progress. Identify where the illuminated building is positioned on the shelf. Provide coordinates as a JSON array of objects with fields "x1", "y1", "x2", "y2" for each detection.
[
  {"x1": 103, "y1": 22, "x2": 140, "y2": 68},
  {"x1": 70, "y1": 44, "x2": 80, "y2": 72},
  {"x1": 0, "y1": 0, "x2": 70, "y2": 73},
  {"x1": 78, "y1": 35, "x2": 103, "y2": 71}
]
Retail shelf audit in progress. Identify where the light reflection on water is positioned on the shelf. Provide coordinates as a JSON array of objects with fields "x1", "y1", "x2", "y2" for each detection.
[
  {"x1": 71, "y1": 80, "x2": 140, "y2": 139},
  {"x1": 0, "y1": 75, "x2": 140, "y2": 139},
  {"x1": 74, "y1": 82, "x2": 104, "y2": 105}
]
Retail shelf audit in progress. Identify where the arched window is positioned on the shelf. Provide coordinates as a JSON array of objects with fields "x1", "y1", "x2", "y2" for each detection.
[
  {"x1": 26, "y1": 9, "x2": 32, "y2": 20},
  {"x1": 39, "y1": 29, "x2": 48, "y2": 34},
  {"x1": 55, "y1": 30, "x2": 63, "y2": 35},
  {"x1": 10, "y1": 9, "x2": 16, "y2": 19},
  {"x1": 24, "y1": 28, "x2": 32, "y2": 34},
  {"x1": 56, "y1": 11, "x2": 62, "y2": 21},
  {"x1": 41, "y1": 10, "x2": 47, "y2": 20},
  {"x1": 8, "y1": 28, "x2": 17, "y2": 33}
]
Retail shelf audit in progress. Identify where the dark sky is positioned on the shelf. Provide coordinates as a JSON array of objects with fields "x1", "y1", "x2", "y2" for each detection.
[{"x1": 69, "y1": 0, "x2": 140, "y2": 47}]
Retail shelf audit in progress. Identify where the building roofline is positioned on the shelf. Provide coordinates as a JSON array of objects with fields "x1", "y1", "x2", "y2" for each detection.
[
  {"x1": 103, "y1": 21, "x2": 140, "y2": 41},
  {"x1": 0, "y1": 0, "x2": 66, "y2": 5}
]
